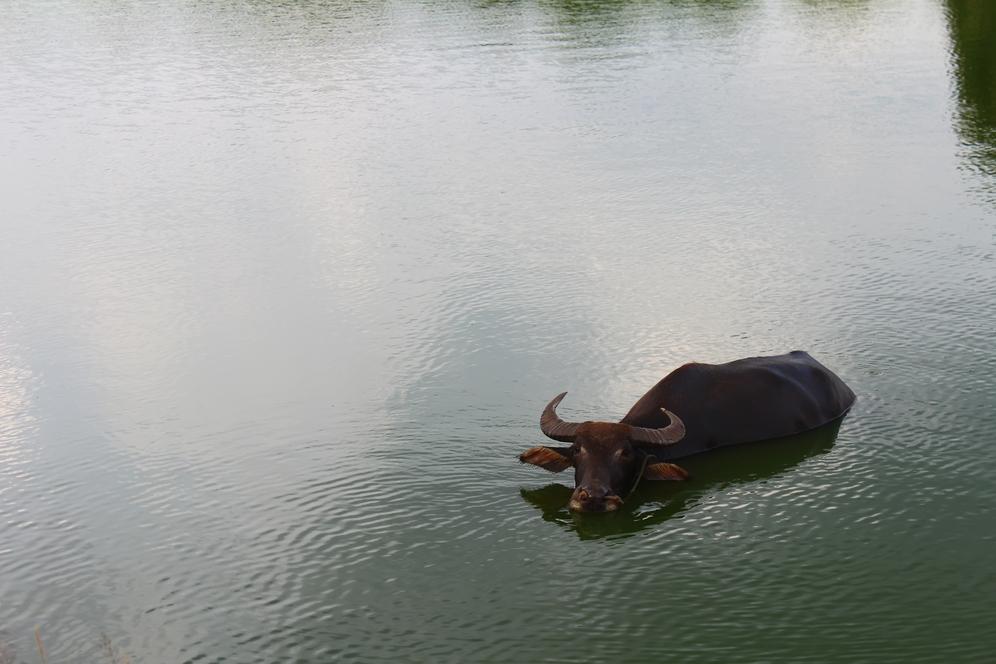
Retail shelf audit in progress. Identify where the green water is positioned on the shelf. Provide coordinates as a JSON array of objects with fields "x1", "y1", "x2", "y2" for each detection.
[{"x1": 1, "y1": 0, "x2": 994, "y2": 661}]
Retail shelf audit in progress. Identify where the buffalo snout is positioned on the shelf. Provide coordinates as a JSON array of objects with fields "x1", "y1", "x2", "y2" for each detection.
[{"x1": 569, "y1": 486, "x2": 624, "y2": 512}]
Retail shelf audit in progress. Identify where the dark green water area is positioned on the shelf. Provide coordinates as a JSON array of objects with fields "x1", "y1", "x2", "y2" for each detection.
[{"x1": 1, "y1": 0, "x2": 994, "y2": 661}]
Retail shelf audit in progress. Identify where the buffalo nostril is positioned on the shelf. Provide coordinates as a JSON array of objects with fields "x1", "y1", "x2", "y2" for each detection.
[{"x1": 578, "y1": 489, "x2": 590, "y2": 501}]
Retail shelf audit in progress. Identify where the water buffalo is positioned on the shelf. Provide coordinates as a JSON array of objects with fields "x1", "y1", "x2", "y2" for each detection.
[{"x1": 519, "y1": 351, "x2": 855, "y2": 512}]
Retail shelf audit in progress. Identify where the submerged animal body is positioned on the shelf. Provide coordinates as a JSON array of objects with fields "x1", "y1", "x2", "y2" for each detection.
[{"x1": 519, "y1": 351, "x2": 855, "y2": 512}]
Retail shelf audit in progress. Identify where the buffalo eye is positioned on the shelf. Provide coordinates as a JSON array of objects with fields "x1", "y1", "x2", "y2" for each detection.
[{"x1": 618, "y1": 448, "x2": 632, "y2": 460}]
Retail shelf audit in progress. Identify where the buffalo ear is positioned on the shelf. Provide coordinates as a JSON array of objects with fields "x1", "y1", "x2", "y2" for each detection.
[
  {"x1": 519, "y1": 446, "x2": 573, "y2": 473},
  {"x1": 643, "y1": 461, "x2": 690, "y2": 481}
]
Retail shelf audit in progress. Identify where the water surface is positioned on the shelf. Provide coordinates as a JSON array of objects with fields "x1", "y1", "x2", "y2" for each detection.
[{"x1": 2, "y1": 0, "x2": 995, "y2": 661}]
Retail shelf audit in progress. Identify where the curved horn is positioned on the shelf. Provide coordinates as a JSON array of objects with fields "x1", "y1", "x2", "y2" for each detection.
[
  {"x1": 628, "y1": 408, "x2": 686, "y2": 446},
  {"x1": 540, "y1": 392, "x2": 582, "y2": 442}
]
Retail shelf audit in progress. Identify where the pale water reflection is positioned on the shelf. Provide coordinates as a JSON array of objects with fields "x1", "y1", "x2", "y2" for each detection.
[{"x1": 1, "y1": 0, "x2": 995, "y2": 662}]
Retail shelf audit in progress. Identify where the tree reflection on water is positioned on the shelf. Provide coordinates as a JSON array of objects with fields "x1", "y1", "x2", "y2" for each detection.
[{"x1": 947, "y1": 1, "x2": 996, "y2": 178}]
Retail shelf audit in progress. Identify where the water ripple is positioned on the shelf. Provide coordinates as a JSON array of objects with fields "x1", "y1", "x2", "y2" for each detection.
[{"x1": 1, "y1": 0, "x2": 995, "y2": 662}]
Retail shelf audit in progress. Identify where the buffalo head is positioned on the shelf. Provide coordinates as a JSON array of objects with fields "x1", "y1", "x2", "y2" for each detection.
[{"x1": 519, "y1": 392, "x2": 689, "y2": 512}]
